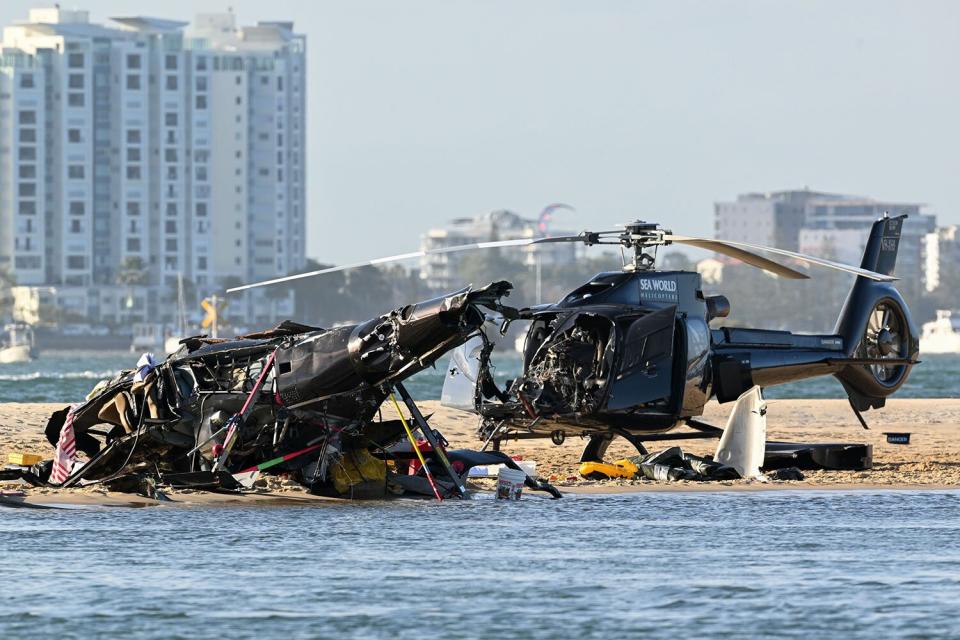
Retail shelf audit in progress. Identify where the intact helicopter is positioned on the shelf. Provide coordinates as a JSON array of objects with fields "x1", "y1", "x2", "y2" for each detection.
[{"x1": 231, "y1": 214, "x2": 919, "y2": 465}]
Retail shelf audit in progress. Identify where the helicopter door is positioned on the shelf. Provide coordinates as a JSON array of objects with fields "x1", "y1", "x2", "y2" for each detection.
[
  {"x1": 440, "y1": 335, "x2": 484, "y2": 412},
  {"x1": 604, "y1": 306, "x2": 676, "y2": 411}
]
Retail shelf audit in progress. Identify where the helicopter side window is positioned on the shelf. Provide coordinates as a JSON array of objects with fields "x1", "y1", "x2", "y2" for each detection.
[
  {"x1": 606, "y1": 307, "x2": 676, "y2": 411},
  {"x1": 620, "y1": 308, "x2": 675, "y2": 376},
  {"x1": 642, "y1": 325, "x2": 672, "y2": 362}
]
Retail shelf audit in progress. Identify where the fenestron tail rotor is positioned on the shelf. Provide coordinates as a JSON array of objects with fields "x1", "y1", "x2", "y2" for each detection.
[{"x1": 860, "y1": 301, "x2": 908, "y2": 384}]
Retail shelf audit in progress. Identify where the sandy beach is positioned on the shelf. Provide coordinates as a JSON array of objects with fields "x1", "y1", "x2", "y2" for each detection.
[{"x1": 3, "y1": 398, "x2": 960, "y2": 506}]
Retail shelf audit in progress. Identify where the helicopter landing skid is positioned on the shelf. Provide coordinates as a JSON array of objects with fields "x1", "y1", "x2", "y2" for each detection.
[
  {"x1": 579, "y1": 421, "x2": 724, "y2": 463},
  {"x1": 486, "y1": 421, "x2": 724, "y2": 461}
]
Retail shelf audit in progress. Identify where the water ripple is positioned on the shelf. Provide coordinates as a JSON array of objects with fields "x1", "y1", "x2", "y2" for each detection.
[{"x1": 2, "y1": 490, "x2": 960, "y2": 638}]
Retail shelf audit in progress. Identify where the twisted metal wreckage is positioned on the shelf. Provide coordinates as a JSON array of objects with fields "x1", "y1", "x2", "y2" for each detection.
[{"x1": 32, "y1": 281, "x2": 561, "y2": 500}]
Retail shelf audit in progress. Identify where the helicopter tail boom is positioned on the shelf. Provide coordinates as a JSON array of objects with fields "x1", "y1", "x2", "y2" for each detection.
[{"x1": 712, "y1": 215, "x2": 919, "y2": 409}]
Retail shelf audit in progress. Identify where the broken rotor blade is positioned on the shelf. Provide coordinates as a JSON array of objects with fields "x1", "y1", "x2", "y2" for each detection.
[
  {"x1": 665, "y1": 235, "x2": 898, "y2": 282},
  {"x1": 226, "y1": 234, "x2": 605, "y2": 293},
  {"x1": 663, "y1": 235, "x2": 810, "y2": 280},
  {"x1": 533, "y1": 230, "x2": 622, "y2": 245},
  {"x1": 226, "y1": 251, "x2": 427, "y2": 292}
]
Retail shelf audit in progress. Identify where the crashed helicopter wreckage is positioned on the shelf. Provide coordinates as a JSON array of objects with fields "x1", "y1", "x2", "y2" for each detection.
[
  {"x1": 26, "y1": 214, "x2": 919, "y2": 499},
  {"x1": 32, "y1": 281, "x2": 561, "y2": 500},
  {"x1": 223, "y1": 214, "x2": 916, "y2": 479}
]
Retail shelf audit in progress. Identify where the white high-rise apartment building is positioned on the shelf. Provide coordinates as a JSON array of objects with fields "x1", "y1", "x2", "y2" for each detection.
[
  {"x1": 924, "y1": 225, "x2": 959, "y2": 293},
  {"x1": 0, "y1": 8, "x2": 306, "y2": 324}
]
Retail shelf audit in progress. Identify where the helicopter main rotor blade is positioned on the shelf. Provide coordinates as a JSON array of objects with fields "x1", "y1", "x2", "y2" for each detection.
[
  {"x1": 664, "y1": 235, "x2": 897, "y2": 282},
  {"x1": 663, "y1": 235, "x2": 809, "y2": 280},
  {"x1": 225, "y1": 236, "x2": 597, "y2": 293}
]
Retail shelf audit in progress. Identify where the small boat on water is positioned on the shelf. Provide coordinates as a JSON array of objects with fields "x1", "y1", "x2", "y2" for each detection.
[
  {"x1": 130, "y1": 323, "x2": 165, "y2": 354},
  {"x1": 920, "y1": 310, "x2": 960, "y2": 354},
  {"x1": 0, "y1": 323, "x2": 37, "y2": 364},
  {"x1": 133, "y1": 274, "x2": 194, "y2": 355},
  {"x1": 131, "y1": 323, "x2": 188, "y2": 355}
]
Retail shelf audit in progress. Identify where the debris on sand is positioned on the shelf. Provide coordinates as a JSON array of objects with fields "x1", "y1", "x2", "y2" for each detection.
[
  {"x1": 580, "y1": 446, "x2": 807, "y2": 483},
  {"x1": 580, "y1": 447, "x2": 740, "y2": 482},
  {"x1": 4, "y1": 284, "x2": 561, "y2": 502}
]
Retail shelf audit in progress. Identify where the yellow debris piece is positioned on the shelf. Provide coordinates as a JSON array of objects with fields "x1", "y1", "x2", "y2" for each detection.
[
  {"x1": 331, "y1": 448, "x2": 387, "y2": 495},
  {"x1": 8, "y1": 452, "x2": 43, "y2": 467},
  {"x1": 579, "y1": 459, "x2": 638, "y2": 480},
  {"x1": 580, "y1": 462, "x2": 633, "y2": 480},
  {"x1": 613, "y1": 458, "x2": 640, "y2": 477}
]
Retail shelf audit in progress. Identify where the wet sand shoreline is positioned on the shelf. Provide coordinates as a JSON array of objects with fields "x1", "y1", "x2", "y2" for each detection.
[{"x1": 3, "y1": 399, "x2": 959, "y2": 507}]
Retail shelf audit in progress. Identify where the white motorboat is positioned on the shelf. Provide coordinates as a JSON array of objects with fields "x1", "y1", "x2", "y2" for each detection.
[
  {"x1": 130, "y1": 322, "x2": 165, "y2": 353},
  {"x1": 132, "y1": 275, "x2": 193, "y2": 354},
  {"x1": 0, "y1": 323, "x2": 37, "y2": 364},
  {"x1": 920, "y1": 310, "x2": 960, "y2": 354}
]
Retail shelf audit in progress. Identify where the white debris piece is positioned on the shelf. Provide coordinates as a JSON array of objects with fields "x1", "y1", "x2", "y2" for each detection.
[{"x1": 714, "y1": 386, "x2": 767, "y2": 480}]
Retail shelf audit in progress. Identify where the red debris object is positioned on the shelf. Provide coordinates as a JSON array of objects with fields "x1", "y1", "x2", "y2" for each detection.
[{"x1": 407, "y1": 439, "x2": 434, "y2": 475}]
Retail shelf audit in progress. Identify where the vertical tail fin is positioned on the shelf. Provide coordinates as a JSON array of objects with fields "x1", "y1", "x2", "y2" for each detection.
[{"x1": 857, "y1": 214, "x2": 906, "y2": 276}]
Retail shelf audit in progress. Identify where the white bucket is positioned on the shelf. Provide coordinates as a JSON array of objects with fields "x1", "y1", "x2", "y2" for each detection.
[
  {"x1": 468, "y1": 460, "x2": 537, "y2": 478},
  {"x1": 496, "y1": 467, "x2": 526, "y2": 500}
]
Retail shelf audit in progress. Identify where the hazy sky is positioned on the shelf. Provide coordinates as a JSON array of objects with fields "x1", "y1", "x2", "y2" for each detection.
[{"x1": 4, "y1": 1, "x2": 958, "y2": 265}]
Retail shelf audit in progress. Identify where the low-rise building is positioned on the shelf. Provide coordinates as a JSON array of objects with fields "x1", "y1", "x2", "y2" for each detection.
[
  {"x1": 713, "y1": 189, "x2": 837, "y2": 251},
  {"x1": 420, "y1": 209, "x2": 577, "y2": 292},
  {"x1": 798, "y1": 198, "x2": 936, "y2": 302},
  {"x1": 714, "y1": 189, "x2": 937, "y2": 304}
]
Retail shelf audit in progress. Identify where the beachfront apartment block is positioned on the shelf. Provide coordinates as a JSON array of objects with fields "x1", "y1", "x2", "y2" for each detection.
[{"x1": 0, "y1": 8, "x2": 306, "y2": 325}]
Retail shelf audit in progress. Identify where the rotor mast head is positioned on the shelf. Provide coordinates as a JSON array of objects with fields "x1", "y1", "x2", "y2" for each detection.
[{"x1": 620, "y1": 220, "x2": 670, "y2": 272}]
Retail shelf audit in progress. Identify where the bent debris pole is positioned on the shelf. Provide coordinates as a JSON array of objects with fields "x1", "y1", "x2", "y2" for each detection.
[{"x1": 35, "y1": 282, "x2": 560, "y2": 500}]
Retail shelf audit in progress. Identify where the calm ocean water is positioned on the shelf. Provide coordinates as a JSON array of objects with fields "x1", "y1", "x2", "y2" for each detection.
[
  {"x1": 0, "y1": 350, "x2": 957, "y2": 404},
  {"x1": 1, "y1": 490, "x2": 959, "y2": 639}
]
